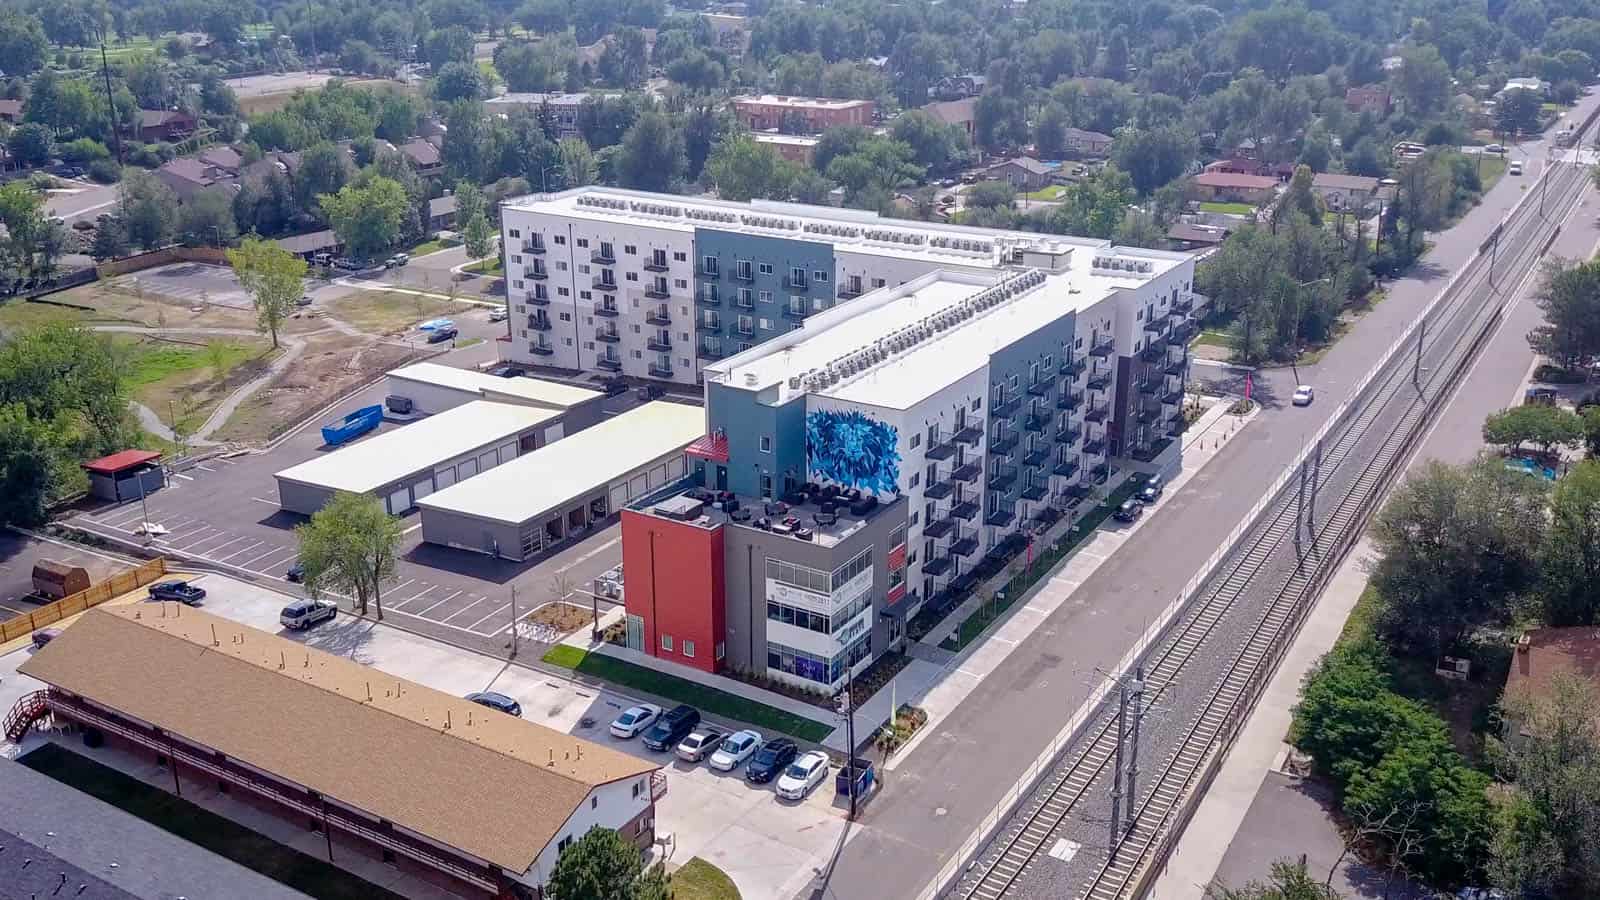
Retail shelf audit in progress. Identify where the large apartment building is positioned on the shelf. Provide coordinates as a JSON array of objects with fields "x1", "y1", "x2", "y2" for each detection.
[
  {"x1": 731, "y1": 95, "x2": 875, "y2": 133},
  {"x1": 616, "y1": 248, "x2": 1200, "y2": 692}
]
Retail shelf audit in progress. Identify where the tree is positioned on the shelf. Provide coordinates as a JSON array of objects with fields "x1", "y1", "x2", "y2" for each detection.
[
  {"x1": 598, "y1": 27, "x2": 649, "y2": 88},
  {"x1": 1206, "y1": 859, "x2": 1342, "y2": 899},
  {"x1": 616, "y1": 111, "x2": 685, "y2": 192},
  {"x1": 227, "y1": 237, "x2": 306, "y2": 350},
  {"x1": 434, "y1": 61, "x2": 484, "y2": 103},
  {"x1": 1498, "y1": 89, "x2": 1544, "y2": 136},
  {"x1": 455, "y1": 181, "x2": 495, "y2": 261},
  {"x1": 1034, "y1": 103, "x2": 1071, "y2": 160},
  {"x1": 1537, "y1": 461, "x2": 1600, "y2": 627},
  {"x1": 294, "y1": 142, "x2": 354, "y2": 217},
  {"x1": 425, "y1": 25, "x2": 475, "y2": 72},
  {"x1": 88, "y1": 215, "x2": 128, "y2": 261},
  {"x1": 0, "y1": 402, "x2": 61, "y2": 527},
  {"x1": 557, "y1": 137, "x2": 598, "y2": 186},
  {"x1": 890, "y1": 111, "x2": 963, "y2": 172},
  {"x1": 665, "y1": 49, "x2": 724, "y2": 93},
  {"x1": 966, "y1": 180, "x2": 1017, "y2": 210},
  {"x1": 0, "y1": 13, "x2": 47, "y2": 77},
  {"x1": 546, "y1": 827, "x2": 671, "y2": 900},
  {"x1": 119, "y1": 170, "x2": 178, "y2": 251},
  {"x1": 178, "y1": 190, "x2": 238, "y2": 247},
  {"x1": 200, "y1": 72, "x2": 238, "y2": 116},
  {"x1": 320, "y1": 176, "x2": 411, "y2": 261},
  {"x1": 1481, "y1": 404, "x2": 1583, "y2": 454},
  {"x1": 973, "y1": 94, "x2": 1027, "y2": 154},
  {"x1": 7, "y1": 122, "x2": 52, "y2": 168},
  {"x1": 1528, "y1": 257, "x2": 1600, "y2": 371},
  {"x1": 1369, "y1": 458, "x2": 1547, "y2": 658},
  {"x1": 1111, "y1": 125, "x2": 1196, "y2": 196},
  {"x1": 704, "y1": 136, "x2": 794, "y2": 201},
  {"x1": 296, "y1": 492, "x2": 403, "y2": 620},
  {"x1": 0, "y1": 180, "x2": 64, "y2": 285},
  {"x1": 1396, "y1": 45, "x2": 1453, "y2": 118}
]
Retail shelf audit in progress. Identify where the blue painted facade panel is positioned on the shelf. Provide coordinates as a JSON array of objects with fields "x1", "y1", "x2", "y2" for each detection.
[
  {"x1": 705, "y1": 382, "x2": 808, "y2": 498},
  {"x1": 691, "y1": 227, "x2": 835, "y2": 363},
  {"x1": 982, "y1": 311, "x2": 1077, "y2": 523}
]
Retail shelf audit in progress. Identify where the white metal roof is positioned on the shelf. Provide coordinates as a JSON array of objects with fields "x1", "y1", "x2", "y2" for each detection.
[
  {"x1": 275, "y1": 401, "x2": 559, "y2": 494},
  {"x1": 388, "y1": 363, "x2": 602, "y2": 410},
  {"x1": 417, "y1": 402, "x2": 705, "y2": 525}
]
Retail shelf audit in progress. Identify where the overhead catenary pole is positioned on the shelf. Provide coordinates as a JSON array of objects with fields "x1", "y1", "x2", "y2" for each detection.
[
  {"x1": 509, "y1": 584, "x2": 518, "y2": 658},
  {"x1": 1413, "y1": 319, "x2": 1426, "y2": 387},
  {"x1": 1124, "y1": 666, "x2": 1145, "y2": 837},
  {"x1": 1109, "y1": 679, "x2": 1128, "y2": 856},
  {"x1": 1308, "y1": 438, "x2": 1322, "y2": 541}
]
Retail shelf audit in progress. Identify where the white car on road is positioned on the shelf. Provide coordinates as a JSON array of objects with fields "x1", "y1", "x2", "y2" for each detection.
[
  {"x1": 708, "y1": 729, "x2": 763, "y2": 771},
  {"x1": 1292, "y1": 385, "x2": 1315, "y2": 406},
  {"x1": 609, "y1": 704, "x2": 662, "y2": 739},
  {"x1": 775, "y1": 750, "x2": 830, "y2": 800}
]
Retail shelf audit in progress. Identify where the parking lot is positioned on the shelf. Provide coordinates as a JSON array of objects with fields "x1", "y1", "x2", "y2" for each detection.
[
  {"x1": 67, "y1": 346, "x2": 656, "y2": 651},
  {"x1": 0, "y1": 572, "x2": 853, "y2": 900},
  {"x1": 0, "y1": 533, "x2": 133, "y2": 620}
]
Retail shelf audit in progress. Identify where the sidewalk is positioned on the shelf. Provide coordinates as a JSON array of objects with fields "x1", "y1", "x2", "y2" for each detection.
[{"x1": 1146, "y1": 539, "x2": 1374, "y2": 898}]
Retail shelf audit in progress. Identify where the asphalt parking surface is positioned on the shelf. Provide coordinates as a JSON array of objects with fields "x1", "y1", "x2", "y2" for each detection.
[{"x1": 0, "y1": 533, "x2": 131, "y2": 620}]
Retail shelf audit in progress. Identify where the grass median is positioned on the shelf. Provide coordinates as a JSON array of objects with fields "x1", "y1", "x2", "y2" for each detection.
[
  {"x1": 21, "y1": 743, "x2": 406, "y2": 900},
  {"x1": 673, "y1": 857, "x2": 741, "y2": 899},
  {"x1": 542, "y1": 645, "x2": 834, "y2": 743}
]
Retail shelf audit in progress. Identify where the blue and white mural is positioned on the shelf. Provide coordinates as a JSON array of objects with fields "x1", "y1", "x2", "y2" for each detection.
[{"x1": 806, "y1": 409, "x2": 900, "y2": 495}]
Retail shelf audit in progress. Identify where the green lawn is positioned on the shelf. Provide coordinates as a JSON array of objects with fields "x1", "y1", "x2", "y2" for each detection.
[
  {"x1": 674, "y1": 858, "x2": 741, "y2": 900},
  {"x1": 21, "y1": 743, "x2": 406, "y2": 900},
  {"x1": 404, "y1": 237, "x2": 454, "y2": 257},
  {"x1": 1477, "y1": 154, "x2": 1508, "y2": 194},
  {"x1": 120, "y1": 339, "x2": 262, "y2": 390},
  {"x1": 1198, "y1": 201, "x2": 1256, "y2": 216},
  {"x1": 1194, "y1": 329, "x2": 1234, "y2": 349},
  {"x1": 542, "y1": 645, "x2": 834, "y2": 742},
  {"x1": 464, "y1": 258, "x2": 504, "y2": 277},
  {"x1": 1022, "y1": 184, "x2": 1069, "y2": 201}
]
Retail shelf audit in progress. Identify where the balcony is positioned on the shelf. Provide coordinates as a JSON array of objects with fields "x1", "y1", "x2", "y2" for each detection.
[
  {"x1": 697, "y1": 289, "x2": 721, "y2": 307},
  {"x1": 648, "y1": 363, "x2": 673, "y2": 378},
  {"x1": 782, "y1": 305, "x2": 810, "y2": 320},
  {"x1": 1138, "y1": 379, "x2": 1160, "y2": 395},
  {"x1": 1021, "y1": 483, "x2": 1048, "y2": 501},
  {"x1": 992, "y1": 395, "x2": 1023, "y2": 418},
  {"x1": 985, "y1": 506, "x2": 1015, "y2": 528},
  {"x1": 924, "y1": 479, "x2": 954, "y2": 500},
  {"x1": 1143, "y1": 316, "x2": 1167, "y2": 333},
  {"x1": 1023, "y1": 412, "x2": 1049, "y2": 433},
  {"x1": 647, "y1": 336, "x2": 672, "y2": 352},
  {"x1": 950, "y1": 500, "x2": 980, "y2": 520},
  {"x1": 1053, "y1": 458, "x2": 1080, "y2": 479},
  {"x1": 645, "y1": 307, "x2": 672, "y2": 326},
  {"x1": 593, "y1": 304, "x2": 620, "y2": 318},
  {"x1": 923, "y1": 555, "x2": 953, "y2": 577},
  {"x1": 838, "y1": 285, "x2": 863, "y2": 300},
  {"x1": 1137, "y1": 407, "x2": 1162, "y2": 425},
  {"x1": 644, "y1": 258, "x2": 670, "y2": 272},
  {"x1": 733, "y1": 321, "x2": 755, "y2": 337},
  {"x1": 529, "y1": 343, "x2": 554, "y2": 356},
  {"x1": 952, "y1": 461, "x2": 982, "y2": 483},
  {"x1": 528, "y1": 292, "x2": 549, "y2": 306},
  {"x1": 1172, "y1": 297, "x2": 1194, "y2": 315},
  {"x1": 1169, "y1": 322, "x2": 1198, "y2": 344},
  {"x1": 951, "y1": 533, "x2": 979, "y2": 557},
  {"x1": 700, "y1": 263, "x2": 720, "y2": 279},
  {"x1": 1027, "y1": 379, "x2": 1052, "y2": 397},
  {"x1": 732, "y1": 293, "x2": 755, "y2": 309},
  {"x1": 527, "y1": 315, "x2": 552, "y2": 331},
  {"x1": 1165, "y1": 355, "x2": 1188, "y2": 376},
  {"x1": 697, "y1": 342, "x2": 724, "y2": 360},
  {"x1": 1061, "y1": 357, "x2": 1087, "y2": 377},
  {"x1": 1083, "y1": 438, "x2": 1107, "y2": 456},
  {"x1": 924, "y1": 515, "x2": 955, "y2": 539},
  {"x1": 527, "y1": 267, "x2": 549, "y2": 281},
  {"x1": 1057, "y1": 391, "x2": 1084, "y2": 411},
  {"x1": 1084, "y1": 404, "x2": 1109, "y2": 423},
  {"x1": 953, "y1": 422, "x2": 983, "y2": 445},
  {"x1": 1056, "y1": 425, "x2": 1082, "y2": 444},
  {"x1": 1162, "y1": 388, "x2": 1184, "y2": 406},
  {"x1": 696, "y1": 317, "x2": 721, "y2": 333},
  {"x1": 645, "y1": 285, "x2": 671, "y2": 301},
  {"x1": 591, "y1": 275, "x2": 619, "y2": 291},
  {"x1": 1090, "y1": 462, "x2": 1110, "y2": 481},
  {"x1": 988, "y1": 465, "x2": 1018, "y2": 491},
  {"x1": 1086, "y1": 372, "x2": 1113, "y2": 392},
  {"x1": 990, "y1": 432, "x2": 1019, "y2": 455},
  {"x1": 1022, "y1": 447, "x2": 1050, "y2": 467},
  {"x1": 590, "y1": 248, "x2": 616, "y2": 265},
  {"x1": 926, "y1": 433, "x2": 956, "y2": 460},
  {"x1": 1090, "y1": 338, "x2": 1116, "y2": 358},
  {"x1": 521, "y1": 241, "x2": 546, "y2": 255},
  {"x1": 1139, "y1": 342, "x2": 1167, "y2": 363},
  {"x1": 596, "y1": 357, "x2": 622, "y2": 371}
]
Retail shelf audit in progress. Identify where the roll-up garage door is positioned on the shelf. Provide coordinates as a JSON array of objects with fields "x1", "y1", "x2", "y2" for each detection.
[
  {"x1": 436, "y1": 466, "x2": 457, "y2": 490},
  {"x1": 651, "y1": 463, "x2": 668, "y2": 487},
  {"x1": 668, "y1": 455, "x2": 686, "y2": 479},
  {"x1": 629, "y1": 473, "x2": 648, "y2": 498},
  {"x1": 498, "y1": 441, "x2": 517, "y2": 462},
  {"x1": 386, "y1": 486, "x2": 411, "y2": 515},
  {"x1": 610, "y1": 484, "x2": 629, "y2": 511},
  {"x1": 412, "y1": 476, "x2": 435, "y2": 502},
  {"x1": 479, "y1": 450, "x2": 498, "y2": 472},
  {"x1": 544, "y1": 422, "x2": 564, "y2": 443},
  {"x1": 458, "y1": 457, "x2": 479, "y2": 479}
]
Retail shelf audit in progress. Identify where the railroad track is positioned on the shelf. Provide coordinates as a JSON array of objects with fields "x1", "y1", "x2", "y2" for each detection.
[{"x1": 955, "y1": 146, "x2": 1593, "y2": 900}]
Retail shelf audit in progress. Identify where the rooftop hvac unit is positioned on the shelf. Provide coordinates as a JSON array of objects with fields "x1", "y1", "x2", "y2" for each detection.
[{"x1": 789, "y1": 376, "x2": 802, "y2": 390}]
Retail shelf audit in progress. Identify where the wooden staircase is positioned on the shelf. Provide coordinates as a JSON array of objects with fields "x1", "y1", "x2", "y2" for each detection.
[{"x1": 4, "y1": 690, "x2": 49, "y2": 742}]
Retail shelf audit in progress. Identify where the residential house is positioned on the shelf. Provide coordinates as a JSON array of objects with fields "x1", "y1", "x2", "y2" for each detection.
[
  {"x1": 483, "y1": 92, "x2": 623, "y2": 140},
  {"x1": 732, "y1": 95, "x2": 874, "y2": 134},
  {"x1": 922, "y1": 97, "x2": 978, "y2": 142},
  {"x1": 0, "y1": 99, "x2": 22, "y2": 123},
  {"x1": 137, "y1": 109, "x2": 196, "y2": 142},
  {"x1": 1204, "y1": 157, "x2": 1268, "y2": 176},
  {"x1": 196, "y1": 145, "x2": 243, "y2": 172},
  {"x1": 154, "y1": 157, "x2": 241, "y2": 204},
  {"x1": 700, "y1": 13, "x2": 751, "y2": 56},
  {"x1": 1497, "y1": 76, "x2": 1549, "y2": 100},
  {"x1": 1310, "y1": 172, "x2": 1381, "y2": 212},
  {"x1": 1188, "y1": 171, "x2": 1279, "y2": 205},
  {"x1": 429, "y1": 194, "x2": 457, "y2": 231},
  {"x1": 400, "y1": 137, "x2": 443, "y2": 174},
  {"x1": 1063, "y1": 127, "x2": 1114, "y2": 158},
  {"x1": 751, "y1": 133, "x2": 820, "y2": 166},
  {"x1": 1503, "y1": 627, "x2": 1600, "y2": 739},
  {"x1": 930, "y1": 74, "x2": 986, "y2": 100},
  {"x1": 1166, "y1": 222, "x2": 1232, "y2": 251},
  {"x1": 1345, "y1": 85, "x2": 1391, "y2": 116},
  {"x1": 985, "y1": 156, "x2": 1055, "y2": 191}
]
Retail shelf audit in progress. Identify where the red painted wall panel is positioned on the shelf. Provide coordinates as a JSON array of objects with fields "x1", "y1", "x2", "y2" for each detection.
[{"x1": 621, "y1": 511, "x2": 725, "y2": 674}]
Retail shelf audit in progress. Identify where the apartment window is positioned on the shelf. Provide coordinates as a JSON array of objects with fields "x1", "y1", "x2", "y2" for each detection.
[
  {"x1": 513, "y1": 280, "x2": 524, "y2": 289},
  {"x1": 557, "y1": 287, "x2": 570, "y2": 296},
  {"x1": 554, "y1": 235, "x2": 566, "y2": 244},
  {"x1": 790, "y1": 266, "x2": 806, "y2": 285},
  {"x1": 759, "y1": 262, "x2": 774, "y2": 275},
  {"x1": 626, "y1": 271, "x2": 639, "y2": 281},
  {"x1": 559, "y1": 835, "x2": 574, "y2": 853},
  {"x1": 889, "y1": 522, "x2": 907, "y2": 548},
  {"x1": 910, "y1": 433, "x2": 921, "y2": 449},
  {"x1": 832, "y1": 548, "x2": 872, "y2": 590},
  {"x1": 674, "y1": 251, "x2": 687, "y2": 261},
  {"x1": 578, "y1": 264, "x2": 591, "y2": 275},
  {"x1": 910, "y1": 473, "x2": 920, "y2": 488},
  {"x1": 509, "y1": 228, "x2": 520, "y2": 238},
  {"x1": 972, "y1": 397, "x2": 981, "y2": 410},
  {"x1": 624, "y1": 244, "x2": 636, "y2": 254},
  {"x1": 735, "y1": 259, "x2": 753, "y2": 279},
  {"x1": 576, "y1": 238, "x2": 589, "y2": 247},
  {"x1": 702, "y1": 255, "x2": 719, "y2": 275},
  {"x1": 758, "y1": 290, "x2": 773, "y2": 303},
  {"x1": 1042, "y1": 354, "x2": 1053, "y2": 369},
  {"x1": 534, "y1": 284, "x2": 548, "y2": 299},
  {"x1": 683, "y1": 640, "x2": 695, "y2": 658},
  {"x1": 661, "y1": 634, "x2": 673, "y2": 652},
  {"x1": 872, "y1": 278, "x2": 886, "y2": 288},
  {"x1": 675, "y1": 279, "x2": 688, "y2": 288},
  {"x1": 760, "y1": 436, "x2": 772, "y2": 453},
  {"x1": 766, "y1": 558, "x2": 831, "y2": 594},
  {"x1": 556, "y1": 261, "x2": 568, "y2": 270},
  {"x1": 580, "y1": 290, "x2": 592, "y2": 300},
  {"x1": 559, "y1": 312, "x2": 571, "y2": 321},
  {"x1": 591, "y1": 796, "x2": 598, "y2": 809},
  {"x1": 632, "y1": 781, "x2": 642, "y2": 798},
  {"x1": 814, "y1": 270, "x2": 829, "y2": 283},
  {"x1": 759, "y1": 318, "x2": 773, "y2": 330}
]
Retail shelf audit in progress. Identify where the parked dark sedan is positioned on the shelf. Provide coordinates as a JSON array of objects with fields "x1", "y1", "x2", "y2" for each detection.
[
  {"x1": 1112, "y1": 499, "x2": 1144, "y2": 523},
  {"x1": 147, "y1": 580, "x2": 206, "y2": 605},
  {"x1": 745, "y1": 738, "x2": 799, "y2": 783},
  {"x1": 642, "y1": 704, "x2": 701, "y2": 752},
  {"x1": 427, "y1": 326, "x2": 459, "y2": 344},
  {"x1": 465, "y1": 691, "x2": 523, "y2": 717}
]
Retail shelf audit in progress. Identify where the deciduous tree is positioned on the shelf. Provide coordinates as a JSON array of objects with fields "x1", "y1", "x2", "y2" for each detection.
[
  {"x1": 319, "y1": 175, "x2": 411, "y2": 261},
  {"x1": 1538, "y1": 461, "x2": 1600, "y2": 626},
  {"x1": 547, "y1": 827, "x2": 671, "y2": 900},
  {"x1": 296, "y1": 492, "x2": 403, "y2": 620},
  {"x1": 226, "y1": 236, "x2": 306, "y2": 350}
]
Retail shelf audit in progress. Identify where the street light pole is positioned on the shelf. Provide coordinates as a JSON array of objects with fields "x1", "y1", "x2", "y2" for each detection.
[{"x1": 541, "y1": 165, "x2": 564, "y2": 193}]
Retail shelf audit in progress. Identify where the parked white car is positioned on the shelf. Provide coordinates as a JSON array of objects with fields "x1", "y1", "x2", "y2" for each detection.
[
  {"x1": 675, "y1": 727, "x2": 728, "y2": 763},
  {"x1": 609, "y1": 704, "x2": 662, "y2": 739},
  {"x1": 775, "y1": 750, "x2": 830, "y2": 800},
  {"x1": 708, "y1": 729, "x2": 762, "y2": 771}
]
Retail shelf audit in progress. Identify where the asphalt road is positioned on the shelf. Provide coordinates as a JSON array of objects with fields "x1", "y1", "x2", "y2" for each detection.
[
  {"x1": 44, "y1": 181, "x2": 119, "y2": 223},
  {"x1": 822, "y1": 92, "x2": 1600, "y2": 900}
]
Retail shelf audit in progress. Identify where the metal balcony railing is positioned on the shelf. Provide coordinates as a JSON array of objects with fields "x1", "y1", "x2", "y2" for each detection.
[
  {"x1": 647, "y1": 336, "x2": 672, "y2": 352},
  {"x1": 645, "y1": 307, "x2": 671, "y2": 325},
  {"x1": 590, "y1": 248, "x2": 616, "y2": 264},
  {"x1": 593, "y1": 304, "x2": 620, "y2": 318}
]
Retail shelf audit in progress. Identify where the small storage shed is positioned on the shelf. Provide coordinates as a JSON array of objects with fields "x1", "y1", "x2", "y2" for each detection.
[{"x1": 83, "y1": 450, "x2": 164, "y2": 502}]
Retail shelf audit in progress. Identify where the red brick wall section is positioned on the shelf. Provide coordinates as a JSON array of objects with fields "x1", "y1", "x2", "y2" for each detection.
[{"x1": 620, "y1": 511, "x2": 725, "y2": 674}]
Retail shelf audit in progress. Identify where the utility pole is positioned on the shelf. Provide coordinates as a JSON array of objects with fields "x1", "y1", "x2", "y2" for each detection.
[
  {"x1": 1413, "y1": 319, "x2": 1425, "y2": 387},
  {"x1": 508, "y1": 584, "x2": 518, "y2": 658},
  {"x1": 98, "y1": 36, "x2": 123, "y2": 166},
  {"x1": 1110, "y1": 680, "x2": 1128, "y2": 856},
  {"x1": 1294, "y1": 459, "x2": 1306, "y2": 560},
  {"x1": 838, "y1": 666, "x2": 860, "y2": 819},
  {"x1": 1489, "y1": 228, "x2": 1501, "y2": 287},
  {"x1": 1124, "y1": 666, "x2": 1145, "y2": 837},
  {"x1": 1308, "y1": 439, "x2": 1322, "y2": 542}
]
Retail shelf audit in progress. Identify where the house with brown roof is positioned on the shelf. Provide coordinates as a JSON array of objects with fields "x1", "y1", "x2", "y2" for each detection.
[
  {"x1": 13, "y1": 605, "x2": 664, "y2": 899},
  {"x1": 922, "y1": 97, "x2": 977, "y2": 141},
  {"x1": 984, "y1": 156, "x2": 1057, "y2": 191},
  {"x1": 0, "y1": 98, "x2": 22, "y2": 123},
  {"x1": 1063, "y1": 127, "x2": 1113, "y2": 158},
  {"x1": 1311, "y1": 172, "x2": 1381, "y2": 212},
  {"x1": 1167, "y1": 221, "x2": 1232, "y2": 251},
  {"x1": 1188, "y1": 171, "x2": 1279, "y2": 205},
  {"x1": 1503, "y1": 627, "x2": 1600, "y2": 737},
  {"x1": 400, "y1": 137, "x2": 443, "y2": 173},
  {"x1": 196, "y1": 145, "x2": 243, "y2": 173},
  {"x1": 1345, "y1": 85, "x2": 1391, "y2": 116},
  {"x1": 136, "y1": 109, "x2": 196, "y2": 142},
  {"x1": 154, "y1": 157, "x2": 241, "y2": 204}
]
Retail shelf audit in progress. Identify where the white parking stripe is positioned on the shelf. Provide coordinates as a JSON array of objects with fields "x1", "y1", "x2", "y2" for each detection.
[
  {"x1": 201, "y1": 535, "x2": 252, "y2": 556},
  {"x1": 387, "y1": 578, "x2": 416, "y2": 595},
  {"x1": 390, "y1": 586, "x2": 436, "y2": 609},
  {"x1": 163, "y1": 522, "x2": 211, "y2": 538},
  {"x1": 173, "y1": 472, "x2": 193, "y2": 481},
  {"x1": 104, "y1": 510, "x2": 150, "y2": 528},
  {"x1": 214, "y1": 540, "x2": 264, "y2": 562},
  {"x1": 383, "y1": 605, "x2": 512, "y2": 639},
  {"x1": 466, "y1": 602, "x2": 513, "y2": 632},
  {"x1": 167, "y1": 527, "x2": 219, "y2": 547},
  {"x1": 195, "y1": 464, "x2": 215, "y2": 472},
  {"x1": 444, "y1": 596, "x2": 489, "y2": 623},
  {"x1": 181, "y1": 532, "x2": 237, "y2": 552},
  {"x1": 240, "y1": 545, "x2": 292, "y2": 568},
  {"x1": 416, "y1": 590, "x2": 462, "y2": 616}
]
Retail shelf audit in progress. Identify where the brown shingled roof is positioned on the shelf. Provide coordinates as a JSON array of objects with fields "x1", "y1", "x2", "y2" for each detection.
[
  {"x1": 20, "y1": 605, "x2": 658, "y2": 873},
  {"x1": 1505, "y1": 627, "x2": 1600, "y2": 701}
]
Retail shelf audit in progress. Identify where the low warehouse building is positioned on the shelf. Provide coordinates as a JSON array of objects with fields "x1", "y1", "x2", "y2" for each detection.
[
  {"x1": 274, "y1": 401, "x2": 560, "y2": 516},
  {"x1": 13, "y1": 605, "x2": 663, "y2": 899},
  {"x1": 419, "y1": 402, "x2": 704, "y2": 560},
  {"x1": 386, "y1": 363, "x2": 605, "y2": 432}
]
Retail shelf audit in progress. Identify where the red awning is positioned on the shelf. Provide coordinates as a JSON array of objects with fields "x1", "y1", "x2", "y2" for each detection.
[
  {"x1": 684, "y1": 433, "x2": 730, "y2": 463},
  {"x1": 82, "y1": 449, "x2": 162, "y2": 475}
]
